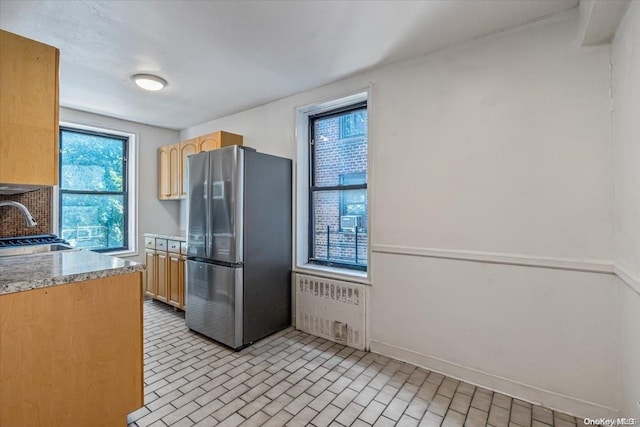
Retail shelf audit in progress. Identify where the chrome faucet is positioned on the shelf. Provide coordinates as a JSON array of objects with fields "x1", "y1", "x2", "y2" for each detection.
[{"x1": 0, "y1": 201, "x2": 38, "y2": 227}]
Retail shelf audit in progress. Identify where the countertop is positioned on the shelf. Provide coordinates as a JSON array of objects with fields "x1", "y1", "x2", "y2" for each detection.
[
  {"x1": 144, "y1": 232, "x2": 186, "y2": 241},
  {"x1": 0, "y1": 250, "x2": 144, "y2": 295}
]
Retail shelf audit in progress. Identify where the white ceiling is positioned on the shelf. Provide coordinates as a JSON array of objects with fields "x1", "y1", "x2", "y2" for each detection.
[{"x1": 0, "y1": 0, "x2": 577, "y2": 130}]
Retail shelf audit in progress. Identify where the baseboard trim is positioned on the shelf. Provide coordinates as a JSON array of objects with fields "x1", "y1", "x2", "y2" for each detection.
[
  {"x1": 369, "y1": 339, "x2": 621, "y2": 419},
  {"x1": 614, "y1": 265, "x2": 640, "y2": 295},
  {"x1": 371, "y1": 244, "x2": 614, "y2": 274}
]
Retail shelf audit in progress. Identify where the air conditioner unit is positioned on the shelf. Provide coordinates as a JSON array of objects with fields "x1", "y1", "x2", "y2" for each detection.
[{"x1": 340, "y1": 215, "x2": 362, "y2": 231}]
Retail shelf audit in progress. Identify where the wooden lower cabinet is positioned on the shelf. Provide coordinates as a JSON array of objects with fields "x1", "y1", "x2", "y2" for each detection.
[
  {"x1": 168, "y1": 252, "x2": 181, "y2": 308},
  {"x1": 144, "y1": 238, "x2": 185, "y2": 310},
  {"x1": 179, "y1": 255, "x2": 186, "y2": 310},
  {"x1": 0, "y1": 273, "x2": 143, "y2": 427},
  {"x1": 144, "y1": 249, "x2": 156, "y2": 297},
  {"x1": 156, "y1": 251, "x2": 168, "y2": 303}
]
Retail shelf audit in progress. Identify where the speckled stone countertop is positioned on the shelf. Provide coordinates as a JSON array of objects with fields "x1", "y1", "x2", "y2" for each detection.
[
  {"x1": 144, "y1": 232, "x2": 186, "y2": 241},
  {"x1": 0, "y1": 250, "x2": 145, "y2": 295}
]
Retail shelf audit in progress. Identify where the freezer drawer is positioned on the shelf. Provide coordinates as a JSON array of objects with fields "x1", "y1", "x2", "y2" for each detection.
[{"x1": 185, "y1": 260, "x2": 243, "y2": 349}]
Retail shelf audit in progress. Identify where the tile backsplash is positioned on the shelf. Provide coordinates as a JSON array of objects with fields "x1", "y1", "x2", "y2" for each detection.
[{"x1": 0, "y1": 188, "x2": 53, "y2": 237}]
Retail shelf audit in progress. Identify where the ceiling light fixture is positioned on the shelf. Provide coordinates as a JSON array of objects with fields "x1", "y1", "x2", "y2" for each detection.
[{"x1": 132, "y1": 74, "x2": 167, "y2": 91}]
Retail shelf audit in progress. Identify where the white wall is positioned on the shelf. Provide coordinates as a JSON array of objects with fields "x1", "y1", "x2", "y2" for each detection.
[
  {"x1": 372, "y1": 255, "x2": 617, "y2": 417},
  {"x1": 369, "y1": 10, "x2": 617, "y2": 418},
  {"x1": 611, "y1": 1, "x2": 640, "y2": 418},
  {"x1": 612, "y1": 2, "x2": 640, "y2": 276},
  {"x1": 181, "y1": 10, "x2": 618, "y2": 417},
  {"x1": 60, "y1": 107, "x2": 181, "y2": 263},
  {"x1": 617, "y1": 277, "x2": 640, "y2": 418},
  {"x1": 372, "y1": 14, "x2": 612, "y2": 260}
]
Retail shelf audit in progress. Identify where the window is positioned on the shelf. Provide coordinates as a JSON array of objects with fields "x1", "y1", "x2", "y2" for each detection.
[
  {"x1": 59, "y1": 127, "x2": 129, "y2": 252},
  {"x1": 309, "y1": 102, "x2": 368, "y2": 271}
]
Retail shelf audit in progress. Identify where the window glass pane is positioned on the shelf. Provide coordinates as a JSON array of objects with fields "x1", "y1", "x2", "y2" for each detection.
[
  {"x1": 342, "y1": 189, "x2": 366, "y2": 215},
  {"x1": 60, "y1": 130, "x2": 125, "y2": 191},
  {"x1": 311, "y1": 190, "x2": 368, "y2": 267},
  {"x1": 339, "y1": 172, "x2": 366, "y2": 186},
  {"x1": 60, "y1": 193, "x2": 125, "y2": 251},
  {"x1": 313, "y1": 109, "x2": 367, "y2": 187},
  {"x1": 340, "y1": 110, "x2": 367, "y2": 138}
]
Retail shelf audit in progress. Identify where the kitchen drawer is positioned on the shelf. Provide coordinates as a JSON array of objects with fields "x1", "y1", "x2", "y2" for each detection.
[
  {"x1": 155, "y1": 239, "x2": 168, "y2": 251},
  {"x1": 168, "y1": 240, "x2": 181, "y2": 254},
  {"x1": 180, "y1": 241, "x2": 187, "y2": 254},
  {"x1": 144, "y1": 237, "x2": 155, "y2": 249}
]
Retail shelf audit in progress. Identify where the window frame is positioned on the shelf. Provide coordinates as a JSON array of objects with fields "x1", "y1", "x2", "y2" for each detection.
[
  {"x1": 308, "y1": 101, "x2": 368, "y2": 271},
  {"x1": 58, "y1": 126, "x2": 131, "y2": 253}
]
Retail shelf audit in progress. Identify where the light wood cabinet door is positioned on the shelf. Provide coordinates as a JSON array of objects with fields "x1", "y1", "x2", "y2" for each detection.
[
  {"x1": 159, "y1": 142, "x2": 181, "y2": 200},
  {"x1": 144, "y1": 249, "x2": 156, "y2": 297},
  {"x1": 156, "y1": 251, "x2": 168, "y2": 303},
  {"x1": 159, "y1": 132, "x2": 242, "y2": 200},
  {"x1": 144, "y1": 236, "x2": 186, "y2": 311},
  {"x1": 168, "y1": 253, "x2": 181, "y2": 308},
  {"x1": 169, "y1": 143, "x2": 180, "y2": 198},
  {"x1": 0, "y1": 273, "x2": 143, "y2": 427},
  {"x1": 197, "y1": 132, "x2": 221, "y2": 152},
  {"x1": 179, "y1": 255, "x2": 186, "y2": 310},
  {"x1": 158, "y1": 146, "x2": 171, "y2": 200},
  {"x1": 180, "y1": 138, "x2": 198, "y2": 198},
  {"x1": 0, "y1": 30, "x2": 59, "y2": 186},
  {"x1": 198, "y1": 131, "x2": 243, "y2": 152}
]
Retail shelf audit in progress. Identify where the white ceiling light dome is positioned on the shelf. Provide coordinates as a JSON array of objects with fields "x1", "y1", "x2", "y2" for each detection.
[{"x1": 132, "y1": 74, "x2": 167, "y2": 91}]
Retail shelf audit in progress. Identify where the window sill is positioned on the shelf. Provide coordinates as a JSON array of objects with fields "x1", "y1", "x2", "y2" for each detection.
[
  {"x1": 97, "y1": 249, "x2": 137, "y2": 258},
  {"x1": 336, "y1": 230, "x2": 368, "y2": 235},
  {"x1": 294, "y1": 263, "x2": 370, "y2": 286}
]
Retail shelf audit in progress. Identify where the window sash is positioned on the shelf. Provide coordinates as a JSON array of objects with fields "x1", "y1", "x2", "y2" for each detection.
[
  {"x1": 308, "y1": 102, "x2": 368, "y2": 271},
  {"x1": 309, "y1": 183, "x2": 367, "y2": 192},
  {"x1": 308, "y1": 257, "x2": 367, "y2": 271},
  {"x1": 59, "y1": 127, "x2": 129, "y2": 252}
]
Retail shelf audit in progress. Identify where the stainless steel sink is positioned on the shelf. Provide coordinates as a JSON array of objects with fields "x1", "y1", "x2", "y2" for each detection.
[{"x1": 0, "y1": 243, "x2": 78, "y2": 257}]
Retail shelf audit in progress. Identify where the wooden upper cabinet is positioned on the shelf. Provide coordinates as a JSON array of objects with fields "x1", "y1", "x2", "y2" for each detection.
[
  {"x1": 198, "y1": 131, "x2": 243, "y2": 152},
  {"x1": 0, "y1": 30, "x2": 60, "y2": 186},
  {"x1": 158, "y1": 146, "x2": 171, "y2": 199},
  {"x1": 169, "y1": 143, "x2": 180, "y2": 198},
  {"x1": 159, "y1": 142, "x2": 181, "y2": 200},
  {"x1": 180, "y1": 138, "x2": 198, "y2": 198},
  {"x1": 158, "y1": 131, "x2": 243, "y2": 201}
]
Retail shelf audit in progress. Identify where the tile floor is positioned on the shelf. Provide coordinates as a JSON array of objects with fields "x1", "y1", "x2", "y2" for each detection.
[{"x1": 128, "y1": 300, "x2": 585, "y2": 427}]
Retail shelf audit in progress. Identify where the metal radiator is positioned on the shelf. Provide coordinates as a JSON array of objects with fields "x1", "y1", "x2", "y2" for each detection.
[{"x1": 294, "y1": 273, "x2": 367, "y2": 350}]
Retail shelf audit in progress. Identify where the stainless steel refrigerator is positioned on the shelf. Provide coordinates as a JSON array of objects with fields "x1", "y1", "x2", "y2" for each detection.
[{"x1": 185, "y1": 145, "x2": 292, "y2": 350}]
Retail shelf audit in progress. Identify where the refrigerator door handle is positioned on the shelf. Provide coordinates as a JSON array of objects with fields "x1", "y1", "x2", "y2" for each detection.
[
  {"x1": 206, "y1": 151, "x2": 216, "y2": 260},
  {"x1": 203, "y1": 178, "x2": 210, "y2": 259}
]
